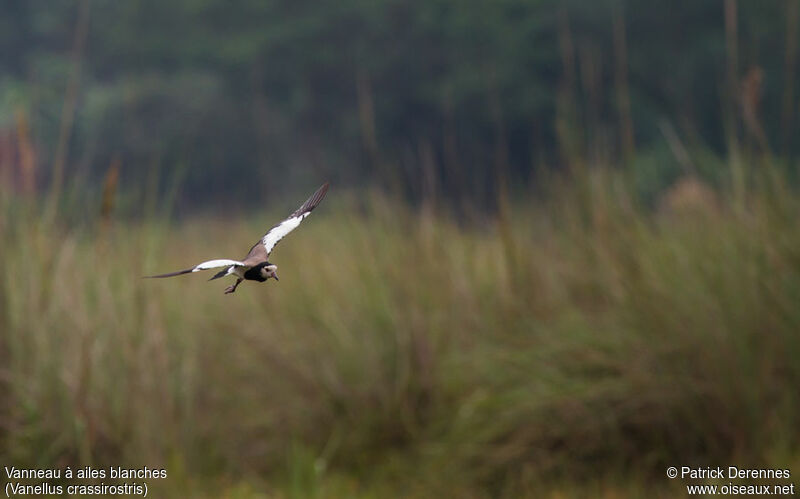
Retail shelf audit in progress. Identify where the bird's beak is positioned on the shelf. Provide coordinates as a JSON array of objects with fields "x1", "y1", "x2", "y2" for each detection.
[{"x1": 272, "y1": 272, "x2": 279, "y2": 281}]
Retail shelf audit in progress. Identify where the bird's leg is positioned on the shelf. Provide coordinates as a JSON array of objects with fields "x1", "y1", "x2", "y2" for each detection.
[{"x1": 224, "y1": 277, "x2": 243, "y2": 294}]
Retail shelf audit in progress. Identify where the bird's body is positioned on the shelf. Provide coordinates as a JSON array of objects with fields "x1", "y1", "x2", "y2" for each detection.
[{"x1": 146, "y1": 182, "x2": 329, "y2": 294}]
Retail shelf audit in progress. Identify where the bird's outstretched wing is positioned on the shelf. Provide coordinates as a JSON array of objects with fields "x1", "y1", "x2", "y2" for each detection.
[
  {"x1": 258, "y1": 182, "x2": 329, "y2": 257},
  {"x1": 145, "y1": 259, "x2": 246, "y2": 278}
]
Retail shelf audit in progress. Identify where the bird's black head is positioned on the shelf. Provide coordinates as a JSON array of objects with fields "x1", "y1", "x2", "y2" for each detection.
[
  {"x1": 243, "y1": 262, "x2": 279, "y2": 282},
  {"x1": 261, "y1": 261, "x2": 279, "y2": 281}
]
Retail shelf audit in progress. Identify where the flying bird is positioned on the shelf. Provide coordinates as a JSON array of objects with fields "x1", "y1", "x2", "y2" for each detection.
[{"x1": 146, "y1": 182, "x2": 329, "y2": 294}]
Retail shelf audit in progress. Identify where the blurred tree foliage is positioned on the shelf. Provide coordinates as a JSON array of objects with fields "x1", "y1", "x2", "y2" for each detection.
[{"x1": 0, "y1": 0, "x2": 794, "y2": 209}]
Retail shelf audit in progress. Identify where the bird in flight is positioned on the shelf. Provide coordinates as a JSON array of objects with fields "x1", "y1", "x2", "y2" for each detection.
[{"x1": 146, "y1": 182, "x2": 329, "y2": 294}]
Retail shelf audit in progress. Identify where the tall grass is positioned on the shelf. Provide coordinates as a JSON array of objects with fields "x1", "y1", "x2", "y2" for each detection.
[{"x1": 1, "y1": 167, "x2": 799, "y2": 497}]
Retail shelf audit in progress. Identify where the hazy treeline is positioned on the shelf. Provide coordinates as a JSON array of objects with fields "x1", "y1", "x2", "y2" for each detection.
[{"x1": 0, "y1": 0, "x2": 796, "y2": 209}]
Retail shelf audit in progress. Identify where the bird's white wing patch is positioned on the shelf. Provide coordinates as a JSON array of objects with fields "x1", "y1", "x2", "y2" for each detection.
[
  {"x1": 258, "y1": 182, "x2": 328, "y2": 257},
  {"x1": 192, "y1": 259, "x2": 246, "y2": 272},
  {"x1": 261, "y1": 213, "x2": 309, "y2": 255}
]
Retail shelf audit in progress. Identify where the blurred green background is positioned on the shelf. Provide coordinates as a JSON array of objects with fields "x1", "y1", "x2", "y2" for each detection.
[{"x1": 1, "y1": 0, "x2": 800, "y2": 497}]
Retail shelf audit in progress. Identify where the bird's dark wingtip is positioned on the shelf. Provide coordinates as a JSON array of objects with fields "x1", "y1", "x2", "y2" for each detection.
[
  {"x1": 144, "y1": 268, "x2": 194, "y2": 278},
  {"x1": 208, "y1": 268, "x2": 229, "y2": 281},
  {"x1": 291, "y1": 182, "x2": 330, "y2": 217},
  {"x1": 309, "y1": 182, "x2": 330, "y2": 209}
]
